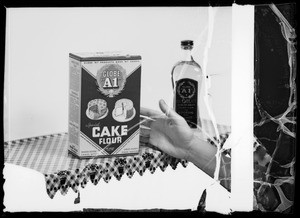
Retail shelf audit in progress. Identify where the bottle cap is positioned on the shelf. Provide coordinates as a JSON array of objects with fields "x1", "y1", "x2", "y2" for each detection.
[{"x1": 181, "y1": 40, "x2": 194, "y2": 46}]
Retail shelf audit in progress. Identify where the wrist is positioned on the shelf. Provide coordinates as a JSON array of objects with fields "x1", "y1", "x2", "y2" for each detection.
[
  {"x1": 184, "y1": 131, "x2": 198, "y2": 161},
  {"x1": 185, "y1": 131, "x2": 219, "y2": 177},
  {"x1": 185, "y1": 130, "x2": 207, "y2": 161}
]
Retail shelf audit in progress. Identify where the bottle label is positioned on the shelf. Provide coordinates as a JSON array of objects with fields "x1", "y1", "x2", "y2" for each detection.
[{"x1": 175, "y1": 78, "x2": 198, "y2": 128}]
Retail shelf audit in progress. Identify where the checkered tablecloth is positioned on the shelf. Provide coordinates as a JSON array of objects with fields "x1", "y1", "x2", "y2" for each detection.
[{"x1": 4, "y1": 119, "x2": 230, "y2": 199}]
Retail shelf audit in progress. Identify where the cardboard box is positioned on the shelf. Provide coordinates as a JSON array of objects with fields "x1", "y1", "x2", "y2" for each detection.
[{"x1": 68, "y1": 52, "x2": 141, "y2": 158}]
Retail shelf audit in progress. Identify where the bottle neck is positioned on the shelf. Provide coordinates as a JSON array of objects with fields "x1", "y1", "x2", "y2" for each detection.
[{"x1": 181, "y1": 47, "x2": 193, "y2": 61}]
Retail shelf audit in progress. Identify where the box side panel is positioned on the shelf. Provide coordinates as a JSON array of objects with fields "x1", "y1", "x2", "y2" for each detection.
[{"x1": 68, "y1": 57, "x2": 82, "y2": 156}]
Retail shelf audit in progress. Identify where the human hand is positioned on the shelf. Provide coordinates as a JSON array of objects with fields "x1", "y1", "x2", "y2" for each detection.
[
  {"x1": 140, "y1": 99, "x2": 195, "y2": 160},
  {"x1": 141, "y1": 99, "x2": 230, "y2": 184}
]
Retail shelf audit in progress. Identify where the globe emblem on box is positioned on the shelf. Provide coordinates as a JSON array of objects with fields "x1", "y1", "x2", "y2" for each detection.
[{"x1": 97, "y1": 64, "x2": 127, "y2": 98}]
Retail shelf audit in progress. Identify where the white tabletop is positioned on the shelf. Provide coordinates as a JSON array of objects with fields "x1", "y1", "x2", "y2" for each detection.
[{"x1": 4, "y1": 162, "x2": 231, "y2": 213}]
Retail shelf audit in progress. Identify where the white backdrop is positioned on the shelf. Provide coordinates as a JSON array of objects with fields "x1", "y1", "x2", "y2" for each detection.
[
  {"x1": 4, "y1": 6, "x2": 231, "y2": 141},
  {"x1": 4, "y1": 7, "x2": 233, "y2": 212}
]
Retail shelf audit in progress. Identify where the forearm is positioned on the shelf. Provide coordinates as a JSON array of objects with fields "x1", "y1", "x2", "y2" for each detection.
[{"x1": 186, "y1": 134, "x2": 231, "y2": 190}]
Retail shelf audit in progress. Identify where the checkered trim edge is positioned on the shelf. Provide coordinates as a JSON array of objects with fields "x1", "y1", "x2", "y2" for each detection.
[{"x1": 44, "y1": 148, "x2": 189, "y2": 199}]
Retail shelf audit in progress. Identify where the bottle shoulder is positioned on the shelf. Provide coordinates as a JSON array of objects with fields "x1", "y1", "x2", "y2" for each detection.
[
  {"x1": 173, "y1": 60, "x2": 202, "y2": 69},
  {"x1": 172, "y1": 60, "x2": 202, "y2": 76}
]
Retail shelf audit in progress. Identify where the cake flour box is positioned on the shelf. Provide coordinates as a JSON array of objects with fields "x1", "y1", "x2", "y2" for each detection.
[{"x1": 69, "y1": 52, "x2": 141, "y2": 158}]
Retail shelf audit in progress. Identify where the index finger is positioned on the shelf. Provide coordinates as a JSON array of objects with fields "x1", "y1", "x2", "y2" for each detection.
[{"x1": 140, "y1": 107, "x2": 164, "y2": 119}]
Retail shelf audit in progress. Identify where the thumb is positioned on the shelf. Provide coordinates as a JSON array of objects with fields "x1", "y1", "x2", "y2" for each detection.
[{"x1": 159, "y1": 99, "x2": 182, "y2": 120}]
